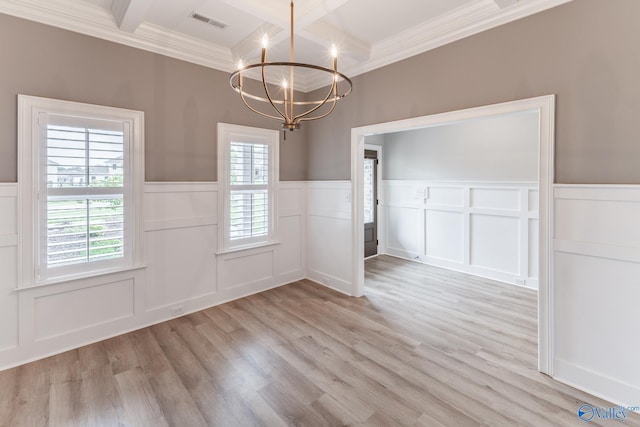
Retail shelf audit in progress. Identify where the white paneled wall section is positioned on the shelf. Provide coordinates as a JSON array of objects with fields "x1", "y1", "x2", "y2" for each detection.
[
  {"x1": 553, "y1": 185, "x2": 640, "y2": 406},
  {"x1": 381, "y1": 181, "x2": 539, "y2": 288},
  {"x1": 0, "y1": 182, "x2": 306, "y2": 370},
  {"x1": 0, "y1": 184, "x2": 18, "y2": 354},
  {"x1": 3, "y1": 178, "x2": 640, "y2": 410},
  {"x1": 306, "y1": 181, "x2": 353, "y2": 295}
]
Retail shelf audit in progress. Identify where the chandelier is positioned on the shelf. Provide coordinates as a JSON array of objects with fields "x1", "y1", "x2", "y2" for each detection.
[{"x1": 229, "y1": 1, "x2": 352, "y2": 132}]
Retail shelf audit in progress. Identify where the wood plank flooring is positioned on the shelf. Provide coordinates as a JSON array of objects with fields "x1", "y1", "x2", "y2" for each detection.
[{"x1": 1, "y1": 255, "x2": 638, "y2": 426}]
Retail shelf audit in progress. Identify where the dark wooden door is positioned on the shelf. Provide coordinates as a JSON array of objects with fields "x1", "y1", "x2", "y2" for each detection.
[{"x1": 364, "y1": 149, "x2": 378, "y2": 258}]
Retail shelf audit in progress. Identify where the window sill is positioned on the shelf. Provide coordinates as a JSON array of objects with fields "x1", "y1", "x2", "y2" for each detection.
[
  {"x1": 216, "y1": 240, "x2": 280, "y2": 256},
  {"x1": 14, "y1": 264, "x2": 146, "y2": 292}
]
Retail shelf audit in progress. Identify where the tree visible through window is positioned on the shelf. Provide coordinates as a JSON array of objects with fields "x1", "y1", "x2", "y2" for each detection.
[{"x1": 45, "y1": 123, "x2": 126, "y2": 267}]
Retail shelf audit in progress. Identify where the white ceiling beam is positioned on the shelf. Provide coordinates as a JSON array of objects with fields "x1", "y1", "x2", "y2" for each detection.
[
  {"x1": 230, "y1": 23, "x2": 284, "y2": 62},
  {"x1": 219, "y1": 0, "x2": 351, "y2": 29},
  {"x1": 301, "y1": 21, "x2": 370, "y2": 61},
  {"x1": 293, "y1": 0, "x2": 351, "y2": 28},
  {"x1": 227, "y1": 0, "x2": 369, "y2": 63},
  {"x1": 493, "y1": 0, "x2": 520, "y2": 8},
  {"x1": 294, "y1": 0, "x2": 371, "y2": 60},
  {"x1": 217, "y1": 0, "x2": 290, "y2": 28},
  {"x1": 111, "y1": 0, "x2": 154, "y2": 33}
]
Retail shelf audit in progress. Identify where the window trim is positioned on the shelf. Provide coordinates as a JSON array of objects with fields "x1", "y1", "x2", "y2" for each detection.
[
  {"x1": 217, "y1": 123, "x2": 279, "y2": 253},
  {"x1": 18, "y1": 95, "x2": 145, "y2": 288}
]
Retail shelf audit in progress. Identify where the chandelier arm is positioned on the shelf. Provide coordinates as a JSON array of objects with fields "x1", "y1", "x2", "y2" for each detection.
[
  {"x1": 232, "y1": 85, "x2": 345, "y2": 106},
  {"x1": 238, "y1": 88, "x2": 286, "y2": 121},
  {"x1": 298, "y1": 96, "x2": 338, "y2": 123},
  {"x1": 293, "y1": 79, "x2": 337, "y2": 122},
  {"x1": 230, "y1": 53, "x2": 352, "y2": 129},
  {"x1": 230, "y1": 64, "x2": 352, "y2": 105},
  {"x1": 260, "y1": 64, "x2": 288, "y2": 122}
]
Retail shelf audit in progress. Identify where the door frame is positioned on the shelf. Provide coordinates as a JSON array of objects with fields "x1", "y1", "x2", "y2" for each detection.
[{"x1": 349, "y1": 95, "x2": 555, "y2": 375}]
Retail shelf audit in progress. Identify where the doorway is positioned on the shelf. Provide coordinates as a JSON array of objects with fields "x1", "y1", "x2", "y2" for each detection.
[{"x1": 350, "y1": 95, "x2": 555, "y2": 375}]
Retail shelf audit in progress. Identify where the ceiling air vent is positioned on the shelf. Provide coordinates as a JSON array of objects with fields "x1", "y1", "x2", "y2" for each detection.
[{"x1": 190, "y1": 12, "x2": 228, "y2": 30}]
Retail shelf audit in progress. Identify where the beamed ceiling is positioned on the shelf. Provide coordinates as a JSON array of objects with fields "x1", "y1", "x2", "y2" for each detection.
[{"x1": 0, "y1": 0, "x2": 572, "y2": 91}]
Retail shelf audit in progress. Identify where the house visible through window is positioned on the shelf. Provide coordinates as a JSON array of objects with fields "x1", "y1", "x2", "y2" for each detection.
[
  {"x1": 218, "y1": 123, "x2": 278, "y2": 251},
  {"x1": 45, "y1": 119, "x2": 126, "y2": 269}
]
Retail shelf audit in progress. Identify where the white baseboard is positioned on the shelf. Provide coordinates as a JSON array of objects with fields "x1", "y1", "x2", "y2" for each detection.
[
  {"x1": 307, "y1": 269, "x2": 352, "y2": 296},
  {"x1": 554, "y1": 358, "x2": 640, "y2": 409},
  {"x1": 0, "y1": 271, "x2": 305, "y2": 371},
  {"x1": 383, "y1": 247, "x2": 538, "y2": 289}
]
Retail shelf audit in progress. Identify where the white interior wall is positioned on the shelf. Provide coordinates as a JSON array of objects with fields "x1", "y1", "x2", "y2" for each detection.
[
  {"x1": 306, "y1": 181, "x2": 353, "y2": 295},
  {"x1": 0, "y1": 181, "x2": 306, "y2": 370},
  {"x1": 381, "y1": 181, "x2": 539, "y2": 288},
  {"x1": 0, "y1": 184, "x2": 18, "y2": 354},
  {"x1": 375, "y1": 111, "x2": 540, "y2": 287},
  {"x1": 0, "y1": 178, "x2": 354, "y2": 368},
  {"x1": 2, "y1": 179, "x2": 639, "y2": 410},
  {"x1": 553, "y1": 185, "x2": 640, "y2": 406}
]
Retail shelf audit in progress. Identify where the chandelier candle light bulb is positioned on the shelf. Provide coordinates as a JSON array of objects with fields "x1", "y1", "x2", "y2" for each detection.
[
  {"x1": 332, "y1": 44, "x2": 338, "y2": 70},
  {"x1": 237, "y1": 60, "x2": 244, "y2": 86},
  {"x1": 261, "y1": 34, "x2": 268, "y2": 62},
  {"x1": 229, "y1": 1, "x2": 352, "y2": 132}
]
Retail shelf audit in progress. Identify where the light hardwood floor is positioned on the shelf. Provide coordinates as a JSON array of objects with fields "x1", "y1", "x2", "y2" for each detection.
[{"x1": 1, "y1": 255, "x2": 637, "y2": 426}]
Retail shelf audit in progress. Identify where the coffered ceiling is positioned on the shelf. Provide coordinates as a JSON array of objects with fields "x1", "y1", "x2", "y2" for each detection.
[{"x1": 0, "y1": 0, "x2": 572, "y2": 91}]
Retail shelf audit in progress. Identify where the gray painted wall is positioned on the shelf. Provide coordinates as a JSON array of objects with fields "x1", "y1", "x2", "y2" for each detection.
[
  {"x1": 382, "y1": 111, "x2": 538, "y2": 181},
  {"x1": 307, "y1": 0, "x2": 640, "y2": 184},
  {"x1": 0, "y1": 14, "x2": 307, "y2": 182},
  {"x1": 3, "y1": 0, "x2": 638, "y2": 184}
]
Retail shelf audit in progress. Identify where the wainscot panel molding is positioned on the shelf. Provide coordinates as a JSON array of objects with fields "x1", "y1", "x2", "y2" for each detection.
[
  {"x1": 0, "y1": 181, "x2": 307, "y2": 370},
  {"x1": 144, "y1": 182, "x2": 218, "y2": 231},
  {"x1": 307, "y1": 181, "x2": 353, "y2": 295},
  {"x1": 553, "y1": 184, "x2": 640, "y2": 407},
  {"x1": 381, "y1": 181, "x2": 538, "y2": 288},
  {"x1": 144, "y1": 182, "x2": 218, "y2": 312},
  {"x1": 144, "y1": 181, "x2": 306, "y2": 321},
  {"x1": 0, "y1": 184, "x2": 18, "y2": 353}
]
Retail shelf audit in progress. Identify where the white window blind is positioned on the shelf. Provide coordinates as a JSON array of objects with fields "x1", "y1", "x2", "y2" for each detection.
[
  {"x1": 38, "y1": 113, "x2": 131, "y2": 280},
  {"x1": 218, "y1": 123, "x2": 278, "y2": 251},
  {"x1": 229, "y1": 142, "x2": 269, "y2": 241},
  {"x1": 44, "y1": 120, "x2": 126, "y2": 269},
  {"x1": 18, "y1": 95, "x2": 144, "y2": 288}
]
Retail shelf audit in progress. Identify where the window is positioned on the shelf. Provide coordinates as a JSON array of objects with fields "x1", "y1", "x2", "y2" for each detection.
[
  {"x1": 218, "y1": 123, "x2": 278, "y2": 251},
  {"x1": 18, "y1": 95, "x2": 144, "y2": 286}
]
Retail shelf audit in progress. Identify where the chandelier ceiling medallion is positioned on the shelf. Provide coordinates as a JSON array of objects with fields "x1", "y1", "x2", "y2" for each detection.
[{"x1": 229, "y1": 1, "x2": 353, "y2": 132}]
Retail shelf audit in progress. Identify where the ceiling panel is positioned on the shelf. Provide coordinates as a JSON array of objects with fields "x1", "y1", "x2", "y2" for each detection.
[
  {"x1": 145, "y1": 0, "x2": 265, "y2": 46},
  {"x1": 319, "y1": 0, "x2": 475, "y2": 44},
  {"x1": 79, "y1": 0, "x2": 113, "y2": 9}
]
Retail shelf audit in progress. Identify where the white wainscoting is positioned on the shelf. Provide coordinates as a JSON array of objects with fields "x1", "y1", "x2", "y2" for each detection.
[
  {"x1": 307, "y1": 181, "x2": 353, "y2": 295},
  {"x1": 216, "y1": 182, "x2": 307, "y2": 299},
  {"x1": 0, "y1": 181, "x2": 306, "y2": 370},
  {"x1": 381, "y1": 181, "x2": 539, "y2": 288},
  {"x1": 0, "y1": 184, "x2": 18, "y2": 353},
  {"x1": 144, "y1": 182, "x2": 218, "y2": 315},
  {"x1": 553, "y1": 185, "x2": 640, "y2": 406}
]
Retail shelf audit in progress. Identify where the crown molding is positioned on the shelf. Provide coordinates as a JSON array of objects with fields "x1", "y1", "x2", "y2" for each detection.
[
  {"x1": 304, "y1": 0, "x2": 575, "y2": 91},
  {"x1": 0, "y1": 0, "x2": 574, "y2": 93},
  {"x1": 0, "y1": 0, "x2": 235, "y2": 71}
]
